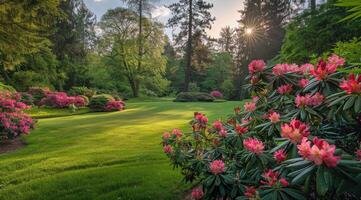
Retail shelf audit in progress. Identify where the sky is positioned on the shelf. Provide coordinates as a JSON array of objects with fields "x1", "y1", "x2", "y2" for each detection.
[{"x1": 84, "y1": 0, "x2": 244, "y2": 39}]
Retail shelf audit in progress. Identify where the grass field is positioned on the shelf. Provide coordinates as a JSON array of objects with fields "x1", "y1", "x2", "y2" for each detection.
[{"x1": 0, "y1": 99, "x2": 244, "y2": 200}]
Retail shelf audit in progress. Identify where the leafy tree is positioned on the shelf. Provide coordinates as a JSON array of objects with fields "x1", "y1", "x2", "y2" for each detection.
[
  {"x1": 0, "y1": 0, "x2": 60, "y2": 82},
  {"x1": 279, "y1": 0, "x2": 361, "y2": 63},
  {"x1": 99, "y1": 7, "x2": 167, "y2": 97},
  {"x1": 168, "y1": 0, "x2": 215, "y2": 92}
]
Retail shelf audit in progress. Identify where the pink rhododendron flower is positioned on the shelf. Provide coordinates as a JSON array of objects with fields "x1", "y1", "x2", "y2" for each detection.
[
  {"x1": 295, "y1": 93, "x2": 324, "y2": 108},
  {"x1": 210, "y1": 90, "x2": 223, "y2": 98},
  {"x1": 235, "y1": 124, "x2": 248, "y2": 135},
  {"x1": 248, "y1": 60, "x2": 266, "y2": 74},
  {"x1": 356, "y1": 150, "x2": 361, "y2": 161},
  {"x1": 251, "y1": 76, "x2": 260, "y2": 85},
  {"x1": 299, "y1": 78, "x2": 310, "y2": 88},
  {"x1": 273, "y1": 63, "x2": 299, "y2": 76},
  {"x1": 162, "y1": 132, "x2": 170, "y2": 139},
  {"x1": 244, "y1": 102, "x2": 256, "y2": 112},
  {"x1": 242, "y1": 117, "x2": 252, "y2": 124},
  {"x1": 340, "y1": 74, "x2": 361, "y2": 94},
  {"x1": 297, "y1": 137, "x2": 340, "y2": 167},
  {"x1": 244, "y1": 186, "x2": 257, "y2": 198},
  {"x1": 310, "y1": 59, "x2": 340, "y2": 80},
  {"x1": 212, "y1": 120, "x2": 223, "y2": 131},
  {"x1": 210, "y1": 160, "x2": 225, "y2": 175},
  {"x1": 191, "y1": 188, "x2": 204, "y2": 200},
  {"x1": 163, "y1": 145, "x2": 173, "y2": 154},
  {"x1": 219, "y1": 129, "x2": 227, "y2": 138},
  {"x1": 299, "y1": 63, "x2": 314, "y2": 74},
  {"x1": 281, "y1": 119, "x2": 310, "y2": 143},
  {"x1": 269, "y1": 112, "x2": 280, "y2": 123},
  {"x1": 274, "y1": 149, "x2": 287, "y2": 163},
  {"x1": 252, "y1": 96, "x2": 260, "y2": 102},
  {"x1": 172, "y1": 129, "x2": 182, "y2": 138},
  {"x1": 195, "y1": 113, "x2": 208, "y2": 124},
  {"x1": 243, "y1": 138, "x2": 264, "y2": 155},
  {"x1": 261, "y1": 169, "x2": 280, "y2": 186},
  {"x1": 279, "y1": 178, "x2": 289, "y2": 187},
  {"x1": 104, "y1": 100, "x2": 125, "y2": 111},
  {"x1": 277, "y1": 84, "x2": 293, "y2": 95},
  {"x1": 328, "y1": 54, "x2": 345, "y2": 68}
]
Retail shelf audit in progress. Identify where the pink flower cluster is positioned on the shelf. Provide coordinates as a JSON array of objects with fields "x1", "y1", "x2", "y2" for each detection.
[
  {"x1": 273, "y1": 149, "x2": 287, "y2": 163},
  {"x1": 268, "y1": 112, "x2": 280, "y2": 123},
  {"x1": 163, "y1": 145, "x2": 173, "y2": 154},
  {"x1": 104, "y1": 100, "x2": 125, "y2": 112},
  {"x1": 191, "y1": 188, "x2": 204, "y2": 200},
  {"x1": 39, "y1": 92, "x2": 87, "y2": 108},
  {"x1": 340, "y1": 74, "x2": 361, "y2": 94},
  {"x1": 261, "y1": 169, "x2": 289, "y2": 187},
  {"x1": 248, "y1": 60, "x2": 266, "y2": 74},
  {"x1": 297, "y1": 137, "x2": 340, "y2": 168},
  {"x1": 281, "y1": 119, "x2": 310, "y2": 143},
  {"x1": 210, "y1": 160, "x2": 225, "y2": 175},
  {"x1": 273, "y1": 63, "x2": 299, "y2": 76},
  {"x1": 195, "y1": 113, "x2": 208, "y2": 124},
  {"x1": 277, "y1": 84, "x2": 293, "y2": 95},
  {"x1": 244, "y1": 102, "x2": 256, "y2": 112},
  {"x1": 235, "y1": 124, "x2": 248, "y2": 135},
  {"x1": 299, "y1": 63, "x2": 314, "y2": 74},
  {"x1": 0, "y1": 93, "x2": 35, "y2": 140},
  {"x1": 172, "y1": 128, "x2": 183, "y2": 138},
  {"x1": 295, "y1": 92, "x2": 324, "y2": 108},
  {"x1": 243, "y1": 138, "x2": 264, "y2": 155},
  {"x1": 210, "y1": 90, "x2": 223, "y2": 98},
  {"x1": 310, "y1": 55, "x2": 344, "y2": 80},
  {"x1": 298, "y1": 78, "x2": 310, "y2": 88}
]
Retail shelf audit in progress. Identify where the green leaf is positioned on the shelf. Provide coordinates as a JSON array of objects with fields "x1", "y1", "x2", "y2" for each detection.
[
  {"x1": 343, "y1": 96, "x2": 356, "y2": 110},
  {"x1": 355, "y1": 96, "x2": 361, "y2": 113},
  {"x1": 316, "y1": 165, "x2": 328, "y2": 196},
  {"x1": 291, "y1": 165, "x2": 316, "y2": 185},
  {"x1": 286, "y1": 160, "x2": 312, "y2": 169},
  {"x1": 282, "y1": 188, "x2": 307, "y2": 200}
]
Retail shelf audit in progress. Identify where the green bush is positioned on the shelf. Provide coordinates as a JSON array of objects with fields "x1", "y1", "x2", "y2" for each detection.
[
  {"x1": 19, "y1": 92, "x2": 34, "y2": 105},
  {"x1": 78, "y1": 95, "x2": 89, "y2": 106},
  {"x1": 88, "y1": 94, "x2": 114, "y2": 111},
  {"x1": 28, "y1": 87, "x2": 51, "y2": 105},
  {"x1": 174, "y1": 92, "x2": 215, "y2": 102},
  {"x1": 0, "y1": 82, "x2": 16, "y2": 93},
  {"x1": 68, "y1": 86, "x2": 96, "y2": 98}
]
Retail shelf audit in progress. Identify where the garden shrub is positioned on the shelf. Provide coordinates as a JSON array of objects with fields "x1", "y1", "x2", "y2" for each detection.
[
  {"x1": 19, "y1": 92, "x2": 34, "y2": 105},
  {"x1": 104, "y1": 100, "x2": 125, "y2": 112},
  {"x1": 0, "y1": 92, "x2": 35, "y2": 142},
  {"x1": 28, "y1": 87, "x2": 51, "y2": 105},
  {"x1": 0, "y1": 82, "x2": 16, "y2": 93},
  {"x1": 210, "y1": 90, "x2": 223, "y2": 99},
  {"x1": 39, "y1": 92, "x2": 87, "y2": 108},
  {"x1": 68, "y1": 86, "x2": 96, "y2": 98},
  {"x1": 174, "y1": 92, "x2": 215, "y2": 102},
  {"x1": 162, "y1": 55, "x2": 361, "y2": 200},
  {"x1": 89, "y1": 94, "x2": 115, "y2": 111}
]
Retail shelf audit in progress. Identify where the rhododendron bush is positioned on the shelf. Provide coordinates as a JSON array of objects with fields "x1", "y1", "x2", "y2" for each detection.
[
  {"x1": 0, "y1": 92, "x2": 35, "y2": 142},
  {"x1": 162, "y1": 55, "x2": 361, "y2": 200},
  {"x1": 39, "y1": 92, "x2": 87, "y2": 108}
]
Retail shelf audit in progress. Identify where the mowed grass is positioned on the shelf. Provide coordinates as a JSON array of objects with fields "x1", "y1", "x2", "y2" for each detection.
[{"x1": 0, "y1": 99, "x2": 244, "y2": 200}]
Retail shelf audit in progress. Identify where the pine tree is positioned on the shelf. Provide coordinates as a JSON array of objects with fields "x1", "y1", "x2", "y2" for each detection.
[
  {"x1": 0, "y1": 0, "x2": 60, "y2": 82},
  {"x1": 168, "y1": 0, "x2": 215, "y2": 92}
]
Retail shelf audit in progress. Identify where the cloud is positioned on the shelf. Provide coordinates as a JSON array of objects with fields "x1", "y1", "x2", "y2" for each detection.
[
  {"x1": 93, "y1": 0, "x2": 104, "y2": 2},
  {"x1": 151, "y1": 6, "x2": 171, "y2": 19}
]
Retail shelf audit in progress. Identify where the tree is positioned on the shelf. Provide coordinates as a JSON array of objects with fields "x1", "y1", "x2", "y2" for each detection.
[
  {"x1": 168, "y1": 0, "x2": 215, "y2": 92},
  {"x1": 218, "y1": 27, "x2": 235, "y2": 54},
  {"x1": 51, "y1": 0, "x2": 96, "y2": 90},
  {"x1": 0, "y1": 0, "x2": 60, "y2": 82},
  {"x1": 99, "y1": 7, "x2": 167, "y2": 97}
]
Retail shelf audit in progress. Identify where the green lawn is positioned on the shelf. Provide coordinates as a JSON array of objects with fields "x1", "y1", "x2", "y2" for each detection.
[
  {"x1": 25, "y1": 107, "x2": 90, "y2": 119},
  {"x1": 0, "y1": 99, "x2": 244, "y2": 200}
]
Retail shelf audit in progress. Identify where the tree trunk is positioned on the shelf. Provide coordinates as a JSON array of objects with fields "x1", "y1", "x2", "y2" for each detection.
[
  {"x1": 138, "y1": 0, "x2": 143, "y2": 73},
  {"x1": 310, "y1": 0, "x2": 316, "y2": 11},
  {"x1": 129, "y1": 78, "x2": 139, "y2": 97},
  {"x1": 184, "y1": 0, "x2": 193, "y2": 92}
]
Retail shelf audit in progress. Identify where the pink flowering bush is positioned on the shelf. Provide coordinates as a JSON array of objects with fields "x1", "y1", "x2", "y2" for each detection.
[
  {"x1": 104, "y1": 100, "x2": 125, "y2": 112},
  {"x1": 162, "y1": 55, "x2": 361, "y2": 200},
  {"x1": 39, "y1": 92, "x2": 87, "y2": 108},
  {"x1": 0, "y1": 92, "x2": 35, "y2": 142},
  {"x1": 210, "y1": 90, "x2": 223, "y2": 99}
]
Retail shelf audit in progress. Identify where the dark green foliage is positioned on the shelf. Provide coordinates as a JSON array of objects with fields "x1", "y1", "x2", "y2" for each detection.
[
  {"x1": 68, "y1": 86, "x2": 96, "y2": 98},
  {"x1": 174, "y1": 92, "x2": 215, "y2": 102},
  {"x1": 88, "y1": 94, "x2": 114, "y2": 111},
  {"x1": 28, "y1": 87, "x2": 51, "y2": 105},
  {"x1": 0, "y1": 82, "x2": 16, "y2": 93},
  {"x1": 19, "y1": 92, "x2": 34, "y2": 106},
  {"x1": 279, "y1": 1, "x2": 361, "y2": 63}
]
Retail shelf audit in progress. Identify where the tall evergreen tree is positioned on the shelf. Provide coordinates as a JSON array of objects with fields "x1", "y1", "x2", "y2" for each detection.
[
  {"x1": 0, "y1": 0, "x2": 60, "y2": 82},
  {"x1": 218, "y1": 27, "x2": 235, "y2": 54},
  {"x1": 168, "y1": 0, "x2": 215, "y2": 92}
]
